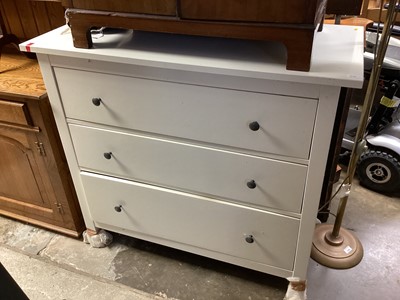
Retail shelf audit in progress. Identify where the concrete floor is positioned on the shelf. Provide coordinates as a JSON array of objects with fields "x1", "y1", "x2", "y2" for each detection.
[{"x1": 0, "y1": 178, "x2": 399, "y2": 300}]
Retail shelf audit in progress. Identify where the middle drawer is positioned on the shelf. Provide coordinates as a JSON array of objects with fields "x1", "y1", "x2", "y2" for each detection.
[{"x1": 70, "y1": 124, "x2": 307, "y2": 213}]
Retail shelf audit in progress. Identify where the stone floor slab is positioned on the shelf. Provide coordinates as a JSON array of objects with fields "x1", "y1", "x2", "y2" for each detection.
[{"x1": 0, "y1": 245, "x2": 160, "y2": 300}]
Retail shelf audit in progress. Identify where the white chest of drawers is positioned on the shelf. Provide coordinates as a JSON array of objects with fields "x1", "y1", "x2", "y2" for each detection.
[{"x1": 21, "y1": 25, "x2": 363, "y2": 279}]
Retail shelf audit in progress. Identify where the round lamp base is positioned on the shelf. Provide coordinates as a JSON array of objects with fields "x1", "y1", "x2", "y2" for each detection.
[{"x1": 311, "y1": 224, "x2": 363, "y2": 269}]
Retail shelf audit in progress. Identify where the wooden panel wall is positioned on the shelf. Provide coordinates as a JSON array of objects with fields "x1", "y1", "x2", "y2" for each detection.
[{"x1": 0, "y1": 0, "x2": 65, "y2": 41}]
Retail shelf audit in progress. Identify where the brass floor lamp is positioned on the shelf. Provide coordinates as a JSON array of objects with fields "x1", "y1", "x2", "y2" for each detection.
[{"x1": 311, "y1": 0, "x2": 399, "y2": 269}]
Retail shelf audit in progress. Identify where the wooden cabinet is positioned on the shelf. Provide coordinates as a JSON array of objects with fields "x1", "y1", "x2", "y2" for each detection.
[
  {"x1": 21, "y1": 24, "x2": 363, "y2": 279},
  {"x1": 0, "y1": 50, "x2": 85, "y2": 237}
]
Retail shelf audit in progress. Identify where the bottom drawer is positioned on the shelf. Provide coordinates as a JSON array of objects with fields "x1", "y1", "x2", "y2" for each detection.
[{"x1": 81, "y1": 172, "x2": 300, "y2": 271}]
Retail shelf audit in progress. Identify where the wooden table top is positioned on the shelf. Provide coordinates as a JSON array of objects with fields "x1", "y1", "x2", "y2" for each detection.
[{"x1": 0, "y1": 47, "x2": 46, "y2": 99}]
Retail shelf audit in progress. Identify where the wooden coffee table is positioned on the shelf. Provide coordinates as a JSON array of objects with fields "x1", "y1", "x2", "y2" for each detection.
[{"x1": 63, "y1": 0, "x2": 328, "y2": 71}]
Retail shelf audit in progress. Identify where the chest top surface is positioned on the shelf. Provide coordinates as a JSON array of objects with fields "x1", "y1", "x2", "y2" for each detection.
[{"x1": 20, "y1": 24, "x2": 364, "y2": 88}]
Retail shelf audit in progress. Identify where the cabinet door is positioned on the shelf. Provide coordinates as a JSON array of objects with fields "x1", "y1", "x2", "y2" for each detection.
[{"x1": 0, "y1": 127, "x2": 63, "y2": 223}]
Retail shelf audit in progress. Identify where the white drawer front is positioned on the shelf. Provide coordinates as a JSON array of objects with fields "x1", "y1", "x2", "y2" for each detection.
[
  {"x1": 56, "y1": 68, "x2": 317, "y2": 159},
  {"x1": 70, "y1": 124, "x2": 307, "y2": 213},
  {"x1": 81, "y1": 172, "x2": 299, "y2": 271}
]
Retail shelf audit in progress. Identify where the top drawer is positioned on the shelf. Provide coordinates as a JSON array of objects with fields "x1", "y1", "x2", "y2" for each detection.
[
  {"x1": 0, "y1": 99, "x2": 32, "y2": 126},
  {"x1": 55, "y1": 68, "x2": 317, "y2": 159}
]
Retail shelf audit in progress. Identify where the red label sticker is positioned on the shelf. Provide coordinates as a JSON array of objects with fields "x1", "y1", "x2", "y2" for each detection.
[{"x1": 25, "y1": 42, "x2": 34, "y2": 52}]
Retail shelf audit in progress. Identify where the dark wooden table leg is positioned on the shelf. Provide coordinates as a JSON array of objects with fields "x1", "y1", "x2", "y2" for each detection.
[
  {"x1": 282, "y1": 30, "x2": 315, "y2": 72},
  {"x1": 69, "y1": 23, "x2": 93, "y2": 49}
]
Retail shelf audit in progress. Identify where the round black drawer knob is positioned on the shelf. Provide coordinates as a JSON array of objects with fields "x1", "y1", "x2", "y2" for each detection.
[
  {"x1": 247, "y1": 180, "x2": 257, "y2": 189},
  {"x1": 103, "y1": 152, "x2": 112, "y2": 160},
  {"x1": 92, "y1": 98, "x2": 102, "y2": 106},
  {"x1": 114, "y1": 205, "x2": 122, "y2": 212},
  {"x1": 249, "y1": 121, "x2": 260, "y2": 131},
  {"x1": 245, "y1": 235, "x2": 254, "y2": 244}
]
